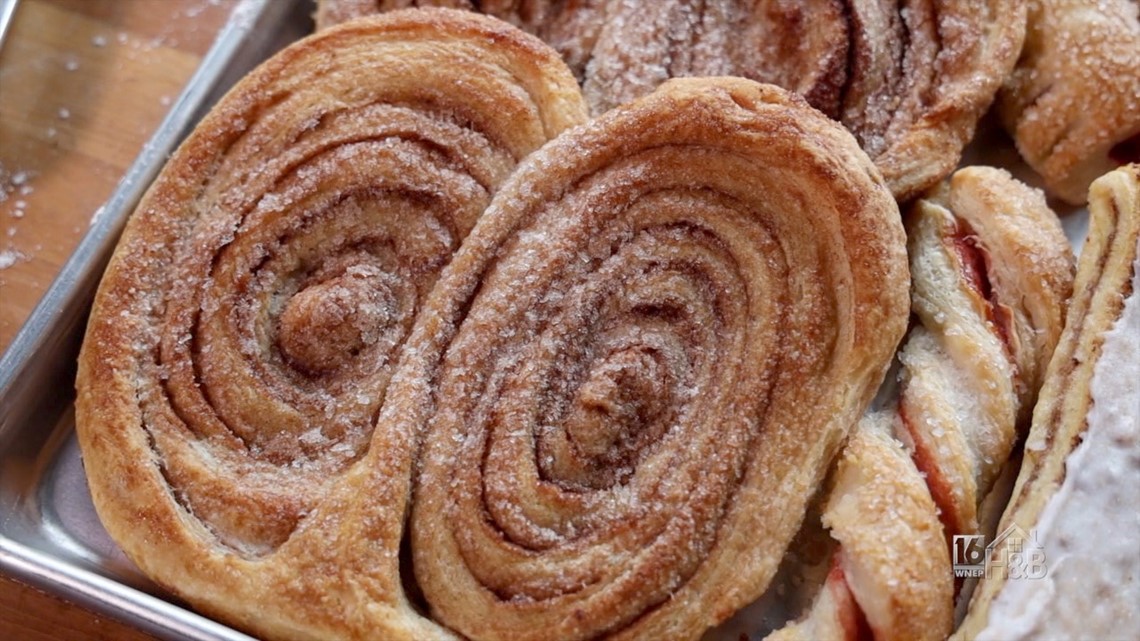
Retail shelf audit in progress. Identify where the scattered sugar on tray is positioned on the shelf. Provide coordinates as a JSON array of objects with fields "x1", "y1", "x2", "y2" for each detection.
[
  {"x1": 0, "y1": 249, "x2": 25, "y2": 270},
  {"x1": 8, "y1": 169, "x2": 29, "y2": 189},
  {"x1": 184, "y1": 1, "x2": 210, "y2": 19},
  {"x1": 89, "y1": 204, "x2": 107, "y2": 226},
  {"x1": 210, "y1": 0, "x2": 260, "y2": 31}
]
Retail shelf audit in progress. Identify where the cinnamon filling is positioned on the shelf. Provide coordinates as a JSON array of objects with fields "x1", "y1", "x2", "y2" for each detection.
[{"x1": 277, "y1": 264, "x2": 397, "y2": 375}]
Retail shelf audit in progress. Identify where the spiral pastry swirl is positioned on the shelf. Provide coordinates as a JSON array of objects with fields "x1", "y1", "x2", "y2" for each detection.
[
  {"x1": 768, "y1": 167, "x2": 1074, "y2": 641},
  {"x1": 371, "y1": 77, "x2": 909, "y2": 641},
  {"x1": 76, "y1": 9, "x2": 586, "y2": 640},
  {"x1": 317, "y1": 0, "x2": 1025, "y2": 201}
]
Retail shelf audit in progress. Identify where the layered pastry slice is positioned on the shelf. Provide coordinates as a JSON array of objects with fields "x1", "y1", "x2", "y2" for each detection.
[{"x1": 955, "y1": 165, "x2": 1140, "y2": 640}]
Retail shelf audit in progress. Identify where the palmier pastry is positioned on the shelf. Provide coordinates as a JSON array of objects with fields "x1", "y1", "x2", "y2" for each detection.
[
  {"x1": 76, "y1": 10, "x2": 587, "y2": 640},
  {"x1": 999, "y1": 0, "x2": 1140, "y2": 204},
  {"x1": 767, "y1": 167, "x2": 1073, "y2": 641},
  {"x1": 81, "y1": 63, "x2": 911, "y2": 637},
  {"x1": 955, "y1": 164, "x2": 1140, "y2": 641},
  {"x1": 396, "y1": 77, "x2": 908, "y2": 641},
  {"x1": 316, "y1": 0, "x2": 1026, "y2": 202}
]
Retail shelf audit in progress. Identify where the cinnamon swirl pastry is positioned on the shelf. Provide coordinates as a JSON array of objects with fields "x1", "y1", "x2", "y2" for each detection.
[
  {"x1": 80, "y1": 66, "x2": 909, "y2": 637},
  {"x1": 76, "y1": 9, "x2": 586, "y2": 640},
  {"x1": 397, "y1": 77, "x2": 909, "y2": 641},
  {"x1": 767, "y1": 167, "x2": 1074, "y2": 641},
  {"x1": 317, "y1": 0, "x2": 1025, "y2": 201},
  {"x1": 999, "y1": 0, "x2": 1140, "y2": 204},
  {"x1": 955, "y1": 164, "x2": 1140, "y2": 641}
]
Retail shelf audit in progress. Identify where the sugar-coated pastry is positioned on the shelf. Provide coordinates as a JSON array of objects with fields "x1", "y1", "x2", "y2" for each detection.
[
  {"x1": 317, "y1": 0, "x2": 1026, "y2": 202},
  {"x1": 955, "y1": 164, "x2": 1140, "y2": 641},
  {"x1": 404, "y1": 77, "x2": 908, "y2": 641},
  {"x1": 899, "y1": 167, "x2": 1074, "y2": 542},
  {"x1": 999, "y1": 0, "x2": 1140, "y2": 204},
  {"x1": 76, "y1": 9, "x2": 587, "y2": 640},
  {"x1": 767, "y1": 167, "x2": 1074, "y2": 641}
]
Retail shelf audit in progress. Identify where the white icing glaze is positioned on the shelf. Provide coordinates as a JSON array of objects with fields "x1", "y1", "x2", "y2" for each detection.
[{"x1": 978, "y1": 246, "x2": 1140, "y2": 640}]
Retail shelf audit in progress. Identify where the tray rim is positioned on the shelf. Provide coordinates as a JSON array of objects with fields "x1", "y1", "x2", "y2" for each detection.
[
  {"x1": 0, "y1": 4, "x2": 1100, "y2": 639},
  {"x1": 0, "y1": 1, "x2": 296, "y2": 639}
]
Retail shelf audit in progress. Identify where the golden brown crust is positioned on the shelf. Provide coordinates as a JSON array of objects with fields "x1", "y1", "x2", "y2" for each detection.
[
  {"x1": 765, "y1": 167, "x2": 1073, "y2": 641},
  {"x1": 402, "y1": 76, "x2": 908, "y2": 641},
  {"x1": 999, "y1": 0, "x2": 1140, "y2": 204},
  {"x1": 867, "y1": 3, "x2": 1026, "y2": 202},
  {"x1": 900, "y1": 167, "x2": 1073, "y2": 540},
  {"x1": 771, "y1": 414, "x2": 953, "y2": 641},
  {"x1": 954, "y1": 164, "x2": 1140, "y2": 639},
  {"x1": 75, "y1": 9, "x2": 586, "y2": 640},
  {"x1": 823, "y1": 416, "x2": 953, "y2": 641},
  {"x1": 317, "y1": 0, "x2": 1025, "y2": 202}
]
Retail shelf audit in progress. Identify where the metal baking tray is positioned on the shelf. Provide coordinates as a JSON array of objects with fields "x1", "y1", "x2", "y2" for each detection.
[
  {"x1": 0, "y1": 1, "x2": 312, "y2": 639},
  {"x1": 0, "y1": 0, "x2": 1093, "y2": 638}
]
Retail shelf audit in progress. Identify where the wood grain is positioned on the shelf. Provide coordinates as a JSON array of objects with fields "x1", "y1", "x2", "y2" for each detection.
[
  {"x1": 0, "y1": 1, "x2": 239, "y2": 638},
  {"x1": 0, "y1": 0, "x2": 235, "y2": 347},
  {"x1": 0, "y1": 575, "x2": 157, "y2": 641}
]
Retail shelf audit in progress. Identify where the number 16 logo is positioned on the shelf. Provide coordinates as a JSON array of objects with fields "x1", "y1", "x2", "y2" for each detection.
[{"x1": 952, "y1": 534, "x2": 986, "y2": 577}]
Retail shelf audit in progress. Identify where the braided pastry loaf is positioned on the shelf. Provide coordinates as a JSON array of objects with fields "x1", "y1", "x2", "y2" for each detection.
[
  {"x1": 76, "y1": 10, "x2": 911, "y2": 640},
  {"x1": 767, "y1": 167, "x2": 1074, "y2": 641}
]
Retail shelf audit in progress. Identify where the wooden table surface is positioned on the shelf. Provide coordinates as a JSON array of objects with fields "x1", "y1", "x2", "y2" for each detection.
[{"x1": 0, "y1": 1, "x2": 244, "y2": 638}]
